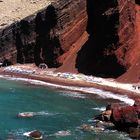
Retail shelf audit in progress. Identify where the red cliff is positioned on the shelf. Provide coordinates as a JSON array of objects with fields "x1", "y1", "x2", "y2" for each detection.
[{"x1": 0, "y1": 0, "x2": 139, "y2": 82}]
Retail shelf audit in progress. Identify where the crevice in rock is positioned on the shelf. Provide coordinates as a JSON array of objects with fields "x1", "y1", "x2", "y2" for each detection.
[{"x1": 76, "y1": 0, "x2": 126, "y2": 78}]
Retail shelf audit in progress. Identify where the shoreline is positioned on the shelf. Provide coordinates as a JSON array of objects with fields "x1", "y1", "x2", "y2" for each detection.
[{"x1": 0, "y1": 64, "x2": 140, "y2": 103}]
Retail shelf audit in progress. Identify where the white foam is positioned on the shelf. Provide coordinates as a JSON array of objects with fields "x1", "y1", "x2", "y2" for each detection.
[
  {"x1": 92, "y1": 107, "x2": 106, "y2": 111},
  {"x1": 54, "y1": 130, "x2": 71, "y2": 136},
  {"x1": 59, "y1": 91, "x2": 86, "y2": 99},
  {"x1": 0, "y1": 75, "x2": 134, "y2": 105},
  {"x1": 82, "y1": 87, "x2": 134, "y2": 105},
  {"x1": 35, "y1": 111, "x2": 56, "y2": 116},
  {"x1": 18, "y1": 111, "x2": 56, "y2": 117},
  {"x1": 118, "y1": 133, "x2": 131, "y2": 140}
]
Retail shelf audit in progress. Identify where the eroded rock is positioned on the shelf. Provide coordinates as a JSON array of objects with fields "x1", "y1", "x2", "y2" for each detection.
[{"x1": 94, "y1": 100, "x2": 140, "y2": 139}]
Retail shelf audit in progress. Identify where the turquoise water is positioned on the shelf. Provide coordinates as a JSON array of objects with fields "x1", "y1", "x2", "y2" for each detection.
[{"x1": 0, "y1": 79, "x2": 131, "y2": 140}]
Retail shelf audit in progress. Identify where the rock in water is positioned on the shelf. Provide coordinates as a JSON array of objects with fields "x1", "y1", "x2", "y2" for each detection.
[
  {"x1": 94, "y1": 100, "x2": 140, "y2": 138},
  {"x1": 111, "y1": 105, "x2": 138, "y2": 131},
  {"x1": 24, "y1": 130, "x2": 43, "y2": 140},
  {"x1": 30, "y1": 130, "x2": 43, "y2": 139}
]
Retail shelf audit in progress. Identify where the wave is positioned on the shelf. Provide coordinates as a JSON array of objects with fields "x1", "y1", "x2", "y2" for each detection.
[
  {"x1": 35, "y1": 111, "x2": 59, "y2": 116},
  {"x1": 118, "y1": 133, "x2": 132, "y2": 140},
  {"x1": 0, "y1": 75, "x2": 134, "y2": 105},
  {"x1": 84, "y1": 88, "x2": 134, "y2": 105},
  {"x1": 17, "y1": 111, "x2": 59, "y2": 118},
  {"x1": 92, "y1": 107, "x2": 106, "y2": 111},
  {"x1": 59, "y1": 91, "x2": 86, "y2": 99},
  {"x1": 52, "y1": 130, "x2": 71, "y2": 137}
]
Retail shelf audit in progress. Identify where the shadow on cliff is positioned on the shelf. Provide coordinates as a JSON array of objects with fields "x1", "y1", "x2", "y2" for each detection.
[
  {"x1": 34, "y1": 5, "x2": 63, "y2": 67},
  {"x1": 14, "y1": 20, "x2": 34, "y2": 64},
  {"x1": 136, "y1": 0, "x2": 140, "y2": 5},
  {"x1": 76, "y1": 0, "x2": 126, "y2": 78},
  {"x1": 14, "y1": 4, "x2": 63, "y2": 67}
]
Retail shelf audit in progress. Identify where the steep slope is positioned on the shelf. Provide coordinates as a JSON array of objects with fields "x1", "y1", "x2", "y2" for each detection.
[
  {"x1": 56, "y1": 32, "x2": 88, "y2": 73},
  {"x1": 76, "y1": 0, "x2": 136, "y2": 78},
  {"x1": 0, "y1": 0, "x2": 87, "y2": 68},
  {"x1": 117, "y1": 3, "x2": 140, "y2": 83},
  {"x1": 0, "y1": 0, "x2": 139, "y2": 82}
]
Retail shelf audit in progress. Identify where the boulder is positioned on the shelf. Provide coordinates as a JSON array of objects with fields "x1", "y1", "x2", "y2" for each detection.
[
  {"x1": 111, "y1": 105, "x2": 138, "y2": 131},
  {"x1": 95, "y1": 102, "x2": 140, "y2": 132},
  {"x1": 29, "y1": 130, "x2": 43, "y2": 140}
]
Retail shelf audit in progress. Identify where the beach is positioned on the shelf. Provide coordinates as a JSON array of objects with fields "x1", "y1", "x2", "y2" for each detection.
[{"x1": 0, "y1": 64, "x2": 140, "y2": 103}]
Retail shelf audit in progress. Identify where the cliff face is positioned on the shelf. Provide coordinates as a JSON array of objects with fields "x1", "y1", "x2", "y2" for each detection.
[
  {"x1": 76, "y1": 0, "x2": 136, "y2": 78},
  {"x1": 117, "y1": 2, "x2": 140, "y2": 82},
  {"x1": 116, "y1": 0, "x2": 136, "y2": 67},
  {"x1": 0, "y1": 0, "x2": 138, "y2": 81},
  {"x1": 0, "y1": 0, "x2": 87, "y2": 67}
]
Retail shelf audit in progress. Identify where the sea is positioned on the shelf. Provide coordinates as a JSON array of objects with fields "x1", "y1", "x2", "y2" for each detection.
[{"x1": 0, "y1": 77, "x2": 134, "y2": 140}]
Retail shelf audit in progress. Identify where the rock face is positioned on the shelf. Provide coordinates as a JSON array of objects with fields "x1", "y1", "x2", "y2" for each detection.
[
  {"x1": 76, "y1": 0, "x2": 136, "y2": 78},
  {"x1": 116, "y1": 0, "x2": 136, "y2": 67},
  {"x1": 95, "y1": 101, "x2": 140, "y2": 139},
  {"x1": 111, "y1": 105, "x2": 138, "y2": 131},
  {"x1": 0, "y1": 0, "x2": 87, "y2": 68},
  {"x1": 0, "y1": 0, "x2": 137, "y2": 79}
]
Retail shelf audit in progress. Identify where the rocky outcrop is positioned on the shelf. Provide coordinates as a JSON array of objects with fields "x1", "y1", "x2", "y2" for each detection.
[
  {"x1": 95, "y1": 100, "x2": 140, "y2": 139},
  {"x1": 111, "y1": 104, "x2": 138, "y2": 131},
  {"x1": 0, "y1": 0, "x2": 87, "y2": 68}
]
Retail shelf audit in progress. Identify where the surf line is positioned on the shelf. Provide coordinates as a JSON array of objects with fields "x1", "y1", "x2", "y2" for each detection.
[{"x1": 0, "y1": 74, "x2": 134, "y2": 105}]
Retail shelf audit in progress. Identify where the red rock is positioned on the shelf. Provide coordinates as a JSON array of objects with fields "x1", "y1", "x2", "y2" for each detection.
[
  {"x1": 110, "y1": 104, "x2": 139, "y2": 131},
  {"x1": 112, "y1": 106, "x2": 138, "y2": 123}
]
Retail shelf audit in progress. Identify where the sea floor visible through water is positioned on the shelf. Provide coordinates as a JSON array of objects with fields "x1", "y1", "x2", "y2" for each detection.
[{"x1": 0, "y1": 78, "x2": 132, "y2": 140}]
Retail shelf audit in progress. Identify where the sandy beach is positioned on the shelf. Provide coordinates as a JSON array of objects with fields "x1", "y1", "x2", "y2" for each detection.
[{"x1": 0, "y1": 64, "x2": 140, "y2": 103}]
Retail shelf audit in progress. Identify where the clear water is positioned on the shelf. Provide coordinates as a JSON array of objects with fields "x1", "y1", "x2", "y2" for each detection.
[{"x1": 0, "y1": 79, "x2": 131, "y2": 140}]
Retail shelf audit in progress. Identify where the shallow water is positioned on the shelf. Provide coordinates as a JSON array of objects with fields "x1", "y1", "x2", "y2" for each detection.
[{"x1": 0, "y1": 79, "x2": 132, "y2": 140}]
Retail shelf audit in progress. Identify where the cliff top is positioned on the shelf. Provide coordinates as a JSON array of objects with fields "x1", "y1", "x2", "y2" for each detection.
[{"x1": 0, "y1": 0, "x2": 53, "y2": 28}]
